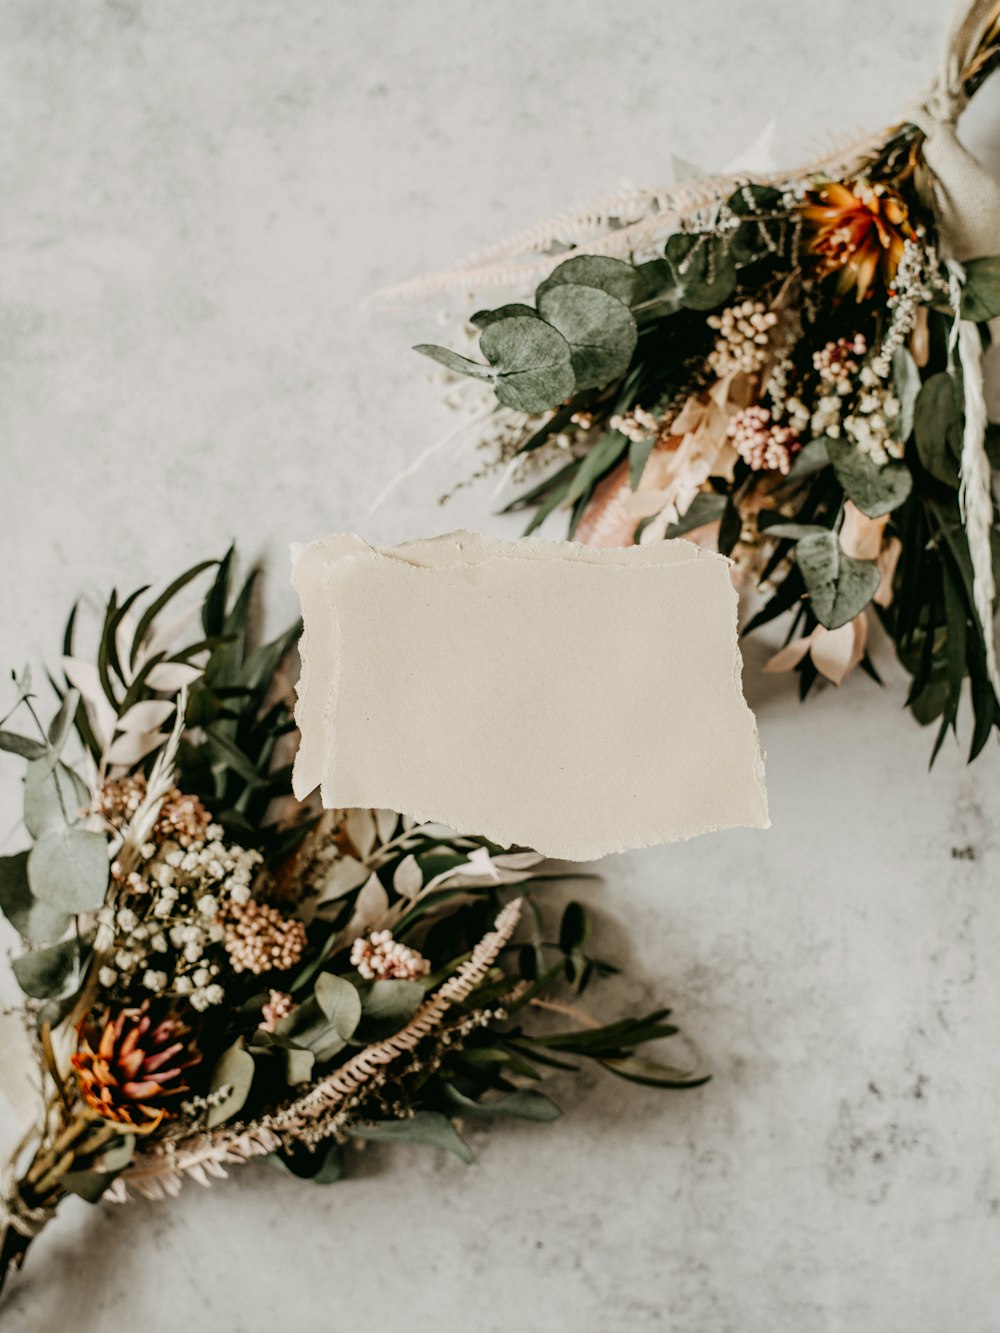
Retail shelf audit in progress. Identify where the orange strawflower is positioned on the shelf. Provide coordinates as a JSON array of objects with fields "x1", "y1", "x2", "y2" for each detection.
[{"x1": 800, "y1": 179, "x2": 913, "y2": 300}]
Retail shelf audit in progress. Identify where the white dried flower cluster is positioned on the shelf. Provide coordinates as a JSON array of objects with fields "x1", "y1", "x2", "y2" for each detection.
[
  {"x1": 809, "y1": 334, "x2": 867, "y2": 440},
  {"x1": 609, "y1": 405, "x2": 660, "y2": 443},
  {"x1": 707, "y1": 300, "x2": 778, "y2": 377},
  {"x1": 98, "y1": 815, "x2": 262, "y2": 1012},
  {"x1": 871, "y1": 238, "x2": 938, "y2": 378},
  {"x1": 843, "y1": 369, "x2": 903, "y2": 465}
]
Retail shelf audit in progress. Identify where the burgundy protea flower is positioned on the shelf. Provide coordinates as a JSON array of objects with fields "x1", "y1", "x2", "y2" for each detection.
[{"x1": 71, "y1": 1002, "x2": 200, "y2": 1132}]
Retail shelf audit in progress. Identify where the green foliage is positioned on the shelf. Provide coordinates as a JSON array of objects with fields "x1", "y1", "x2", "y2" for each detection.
[
  {"x1": 0, "y1": 851, "x2": 70, "y2": 943},
  {"x1": 206, "y1": 1043, "x2": 256, "y2": 1129},
  {"x1": 914, "y1": 372, "x2": 962, "y2": 487},
  {"x1": 796, "y1": 531, "x2": 882, "y2": 630},
  {"x1": 352, "y1": 1111, "x2": 474, "y2": 1163},
  {"x1": 960, "y1": 256, "x2": 1000, "y2": 322},
  {"x1": 824, "y1": 437, "x2": 913, "y2": 517}
]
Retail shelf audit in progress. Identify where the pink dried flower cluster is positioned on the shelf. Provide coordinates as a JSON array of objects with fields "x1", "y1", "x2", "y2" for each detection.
[
  {"x1": 728, "y1": 406, "x2": 800, "y2": 475},
  {"x1": 155, "y1": 787, "x2": 214, "y2": 847},
  {"x1": 350, "y1": 930, "x2": 431, "y2": 982},
  {"x1": 261, "y1": 989, "x2": 295, "y2": 1032},
  {"x1": 813, "y1": 333, "x2": 867, "y2": 387},
  {"x1": 222, "y1": 899, "x2": 308, "y2": 975}
]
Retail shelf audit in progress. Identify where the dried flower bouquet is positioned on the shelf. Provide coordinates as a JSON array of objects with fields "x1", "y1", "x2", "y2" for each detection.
[
  {"x1": 401, "y1": 0, "x2": 1000, "y2": 761},
  {"x1": 0, "y1": 551, "x2": 704, "y2": 1293}
]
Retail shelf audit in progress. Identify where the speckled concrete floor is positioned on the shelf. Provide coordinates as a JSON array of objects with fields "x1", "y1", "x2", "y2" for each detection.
[{"x1": 2, "y1": 4, "x2": 999, "y2": 1330}]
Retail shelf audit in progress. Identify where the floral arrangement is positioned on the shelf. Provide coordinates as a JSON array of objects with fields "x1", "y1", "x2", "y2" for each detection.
[
  {"x1": 0, "y1": 551, "x2": 704, "y2": 1293},
  {"x1": 399, "y1": 1, "x2": 1000, "y2": 761}
]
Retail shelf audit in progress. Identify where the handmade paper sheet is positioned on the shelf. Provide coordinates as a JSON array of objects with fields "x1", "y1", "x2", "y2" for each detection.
[{"x1": 292, "y1": 532, "x2": 768, "y2": 860}]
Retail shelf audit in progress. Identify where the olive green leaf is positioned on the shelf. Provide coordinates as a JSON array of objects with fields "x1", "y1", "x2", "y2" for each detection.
[
  {"x1": 352, "y1": 1111, "x2": 474, "y2": 1163},
  {"x1": 662, "y1": 492, "x2": 727, "y2": 537},
  {"x1": 960, "y1": 256, "x2": 1000, "y2": 322},
  {"x1": 479, "y1": 315, "x2": 576, "y2": 412},
  {"x1": 536, "y1": 283, "x2": 638, "y2": 391},
  {"x1": 665, "y1": 233, "x2": 737, "y2": 310},
  {"x1": 891, "y1": 346, "x2": 921, "y2": 443},
  {"x1": 28, "y1": 824, "x2": 109, "y2": 914},
  {"x1": 63, "y1": 1135, "x2": 136, "y2": 1203},
  {"x1": 0, "y1": 850, "x2": 71, "y2": 943},
  {"x1": 914, "y1": 372, "x2": 962, "y2": 487},
  {"x1": 0, "y1": 731, "x2": 47, "y2": 761},
  {"x1": 536, "y1": 254, "x2": 641, "y2": 307},
  {"x1": 355, "y1": 978, "x2": 425, "y2": 1041},
  {"x1": 11, "y1": 935, "x2": 85, "y2": 999},
  {"x1": 825, "y1": 436, "x2": 913, "y2": 517},
  {"x1": 796, "y1": 530, "x2": 881, "y2": 629},
  {"x1": 442, "y1": 1083, "x2": 562, "y2": 1121},
  {"x1": 206, "y1": 1042, "x2": 256, "y2": 1129}
]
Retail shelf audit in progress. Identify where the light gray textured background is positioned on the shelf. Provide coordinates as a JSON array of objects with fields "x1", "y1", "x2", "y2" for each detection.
[{"x1": 2, "y1": 3, "x2": 1000, "y2": 1331}]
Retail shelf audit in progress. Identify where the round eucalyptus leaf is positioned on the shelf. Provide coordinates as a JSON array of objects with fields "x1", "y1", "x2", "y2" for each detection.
[
  {"x1": 470, "y1": 303, "x2": 538, "y2": 329},
  {"x1": 479, "y1": 315, "x2": 575, "y2": 413},
  {"x1": 536, "y1": 284, "x2": 637, "y2": 391},
  {"x1": 536, "y1": 255, "x2": 641, "y2": 307},
  {"x1": 796, "y1": 531, "x2": 881, "y2": 630},
  {"x1": 206, "y1": 1043, "x2": 256, "y2": 1129},
  {"x1": 24, "y1": 759, "x2": 88, "y2": 839},
  {"x1": 0, "y1": 850, "x2": 71, "y2": 943},
  {"x1": 825, "y1": 437, "x2": 913, "y2": 517},
  {"x1": 960, "y1": 257, "x2": 1000, "y2": 323},
  {"x1": 11, "y1": 936, "x2": 82, "y2": 1000},
  {"x1": 314, "y1": 971, "x2": 362, "y2": 1041},
  {"x1": 28, "y1": 824, "x2": 109, "y2": 914}
]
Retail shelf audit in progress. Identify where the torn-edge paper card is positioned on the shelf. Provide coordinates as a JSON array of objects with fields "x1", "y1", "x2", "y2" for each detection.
[{"x1": 292, "y1": 531, "x2": 768, "y2": 861}]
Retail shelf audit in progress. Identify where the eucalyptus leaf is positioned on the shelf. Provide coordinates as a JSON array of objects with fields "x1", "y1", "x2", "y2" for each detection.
[
  {"x1": 412, "y1": 343, "x2": 494, "y2": 381},
  {"x1": 599, "y1": 1055, "x2": 709, "y2": 1088},
  {"x1": 206, "y1": 1043, "x2": 256, "y2": 1128},
  {"x1": 12, "y1": 935, "x2": 84, "y2": 999},
  {"x1": 536, "y1": 255, "x2": 641, "y2": 307},
  {"x1": 789, "y1": 438, "x2": 832, "y2": 478},
  {"x1": 479, "y1": 316, "x2": 576, "y2": 413},
  {"x1": 825, "y1": 436, "x2": 913, "y2": 517},
  {"x1": 536, "y1": 284, "x2": 637, "y2": 391},
  {"x1": 914, "y1": 372, "x2": 962, "y2": 487},
  {"x1": 796, "y1": 531, "x2": 881, "y2": 629},
  {"x1": 28, "y1": 825, "x2": 108, "y2": 914},
  {"x1": 40, "y1": 688, "x2": 80, "y2": 776},
  {"x1": 23, "y1": 759, "x2": 88, "y2": 838},
  {"x1": 892, "y1": 346, "x2": 921, "y2": 443},
  {"x1": 314, "y1": 972, "x2": 363, "y2": 1041},
  {"x1": 960, "y1": 256, "x2": 1000, "y2": 322},
  {"x1": 356, "y1": 979, "x2": 425, "y2": 1040},
  {"x1": 0, "y1": 850, "x2": 71, "y2": 943},
  {"x1": 470, "y1": 304, "x2": 537, "y2": 329},
  {"x1": 352, "y1": 1111, "x2": 473, "y2": 1164}
]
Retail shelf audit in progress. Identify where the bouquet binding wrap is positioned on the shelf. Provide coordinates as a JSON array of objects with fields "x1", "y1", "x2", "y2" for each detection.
[
  {"x1": 392, "y1": 0, "x2": 1000, "y2": 762},
  {"x1": 0, "y1": 552, "x2": 705, "y2": 1295}
]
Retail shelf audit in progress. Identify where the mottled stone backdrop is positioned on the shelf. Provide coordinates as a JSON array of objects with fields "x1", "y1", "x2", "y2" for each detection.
[{"x1": 2, "y1": 3, "x2": 999, "y2": 1331}]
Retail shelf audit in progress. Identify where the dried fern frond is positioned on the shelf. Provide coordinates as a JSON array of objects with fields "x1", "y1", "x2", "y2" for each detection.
[
  {"x1": 109, "y1": 898, "x2": 524, "y2": 1202},
  {"x1": 377, "y1": 127, "x2": 892, "y2": 304}
]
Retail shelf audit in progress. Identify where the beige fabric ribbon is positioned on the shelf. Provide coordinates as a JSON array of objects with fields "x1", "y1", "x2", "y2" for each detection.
[{"x1": 908, "y1": 0, "x2": 1000, "y2": 260}]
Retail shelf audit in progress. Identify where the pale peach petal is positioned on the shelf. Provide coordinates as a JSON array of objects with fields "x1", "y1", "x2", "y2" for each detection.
[
  {"x1": 763, "y1": 635, "x2": 814, "y2": 673},
  {"x1": 810, "y1": 617, "x2": 867, "y2": 685},
  {"x1": 874, "y1": 536, "x2": 902, "y2": 607},
  {"x1": 840, "y1": 501, "x2": 888, "y2": 561}
]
